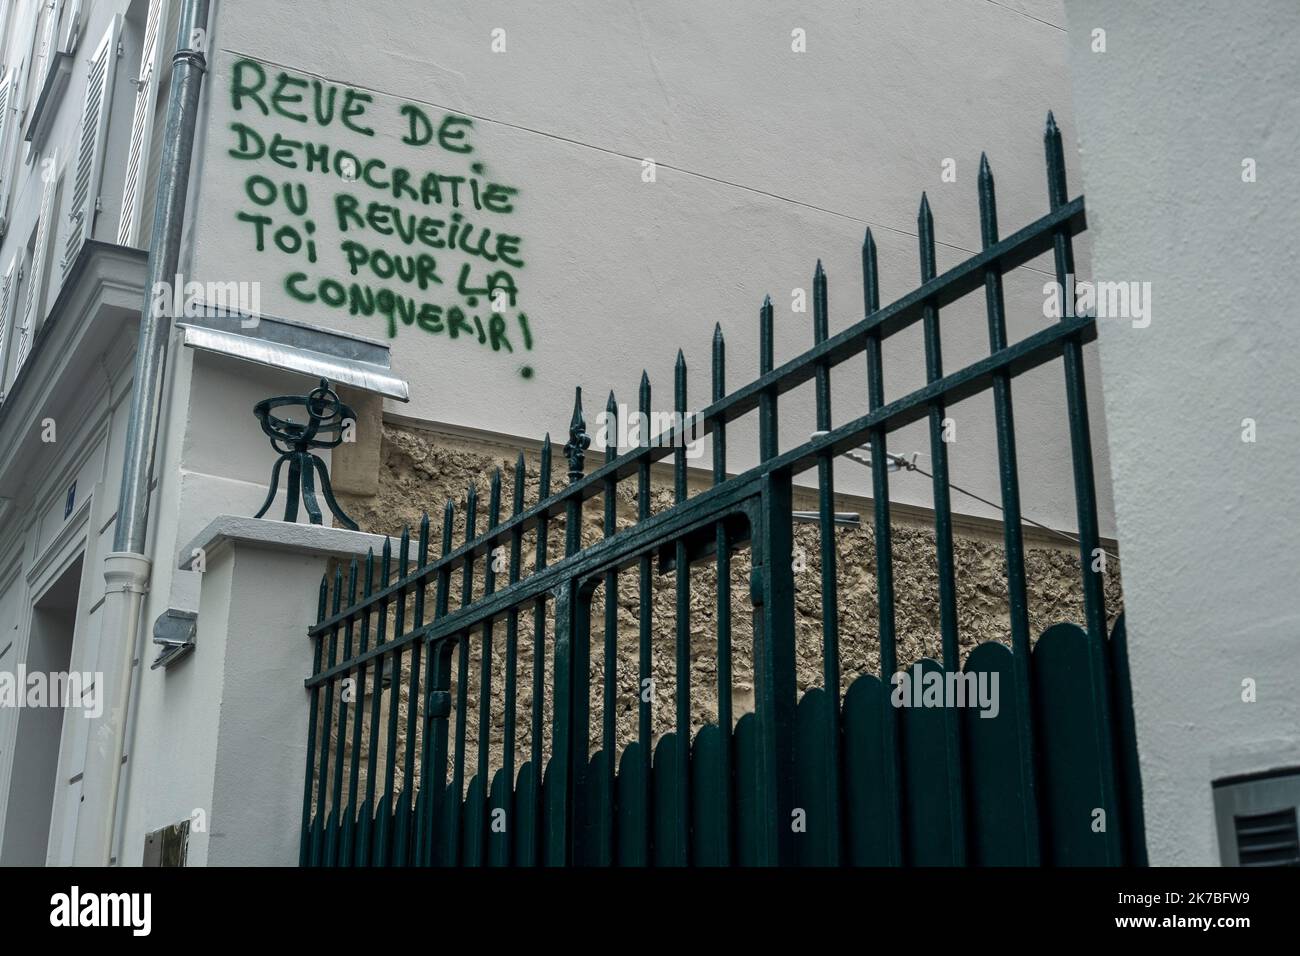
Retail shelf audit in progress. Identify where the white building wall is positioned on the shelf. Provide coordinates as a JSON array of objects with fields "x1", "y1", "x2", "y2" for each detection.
[
  {"x1": 1065, "y1": 0, "x2": 1300, "y2": 865},
  {"x1": 190, "y1": 0, "x2": 1113, "y2": 536},
  {"x1": 0, "y1": 0, "x2": 174, "y2": 861}
]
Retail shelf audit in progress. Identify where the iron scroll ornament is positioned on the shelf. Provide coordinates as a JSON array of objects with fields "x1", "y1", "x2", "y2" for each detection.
[{"x1": 252, "y1": 378, "x2": 360, "y2": 530}]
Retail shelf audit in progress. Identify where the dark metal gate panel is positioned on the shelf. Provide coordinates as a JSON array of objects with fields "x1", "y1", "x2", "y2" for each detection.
[{"x1": 298, "y1": 114, "x2": 1146, "y2": 867}]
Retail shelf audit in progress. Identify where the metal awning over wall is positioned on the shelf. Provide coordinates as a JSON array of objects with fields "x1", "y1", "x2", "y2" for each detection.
[{"x1": 178, "y1": 309, "x2": 409, "y2": 401}]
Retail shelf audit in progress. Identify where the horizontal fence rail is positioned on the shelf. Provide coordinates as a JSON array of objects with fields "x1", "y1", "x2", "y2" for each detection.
[{"x1": 300, "y1": 114, "x2": 1146, "y2": 867}]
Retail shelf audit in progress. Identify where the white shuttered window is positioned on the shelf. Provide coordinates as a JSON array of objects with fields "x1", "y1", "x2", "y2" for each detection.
[
  {"x1": 117, "y1": 0, "x2": 164, "y2": 247},
  {"x1": 0, "y1": 256, "x2": 17, "y2": 395},
  {"x1": 63, "y1": 17, "x2": 121, "y2": 273},
  {"x1": 0, "y1": 71, "x2": 12, "y2": 202},
  {"x1": 14, "y1": 150, "x2": 59, "y2": 376}
]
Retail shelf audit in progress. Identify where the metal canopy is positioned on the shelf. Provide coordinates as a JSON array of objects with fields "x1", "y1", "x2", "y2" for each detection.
[{"x1": 178, "y1": 308, "x2": 409, "y2": 401}]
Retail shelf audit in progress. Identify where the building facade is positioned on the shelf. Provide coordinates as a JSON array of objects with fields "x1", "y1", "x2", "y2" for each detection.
[{"x1": 0, "y1": 0, "x2": 1292, "y2": 868}]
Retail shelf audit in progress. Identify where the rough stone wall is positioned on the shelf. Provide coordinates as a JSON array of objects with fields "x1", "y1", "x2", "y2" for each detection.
[{"x1": 322, "y1": 422, "x2": 1123, "y2": 801}]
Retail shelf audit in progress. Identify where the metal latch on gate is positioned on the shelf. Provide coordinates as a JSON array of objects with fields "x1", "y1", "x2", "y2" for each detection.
[{"x1": 427, "y1": 691, "x2": 451, "y2": 718}]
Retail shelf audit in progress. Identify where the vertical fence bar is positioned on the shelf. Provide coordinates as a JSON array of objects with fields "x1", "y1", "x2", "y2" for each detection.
[
  {"x1": 753, "y1": 295, "x2": 796, "y2": 866},
  {"x1": 376, "y1": 526, "x2": 410, "y2": 866},
  {"x1": 524, "y1": 436, "x2": 552, "y2": 866},
  {"x1": 672, "y1": 351, "x2": 691, "y2": 866},
  {"x1": 300, "y1": 576, "x2": 328, "y2": 866},
  {"x1": 812, "y1": 260, "x2": 843, "y2": 862},
  {"x1": 759, "y1": 296, "x2": 777, "y2": 460},
  {"x1": 419, "y1": 502, "x2": 456, "y2": 866},
  {"x1": 979, "y1": 153, "x2": 1042, "y2": 861},
  {"x1": 753, "y1": 471, "x2": 797, "y2": 867},
  {"x1": 445, "y1": 486, "x2": 478, "y2": 863},
  {"x1": 361, "y1": 539, "x2": 391, "y2": 866},
  {"x1": 712, "y1": 324, "x2": 733, "y2": 864},
  {"x1": 314, "y1": 567, "x2": 342, "y2": 866},
  {"x1": 863, "y1": 229, "x2": 904, "y2": 864},
  {"x1": 553, "y1": 389, "x2": 590, "y2": 864},
  {"x1": 635, "y1": 372, "x2": 653, "y2": 866},
  {"x1": 330, "y1": 561, "x2": 358, "y2": 865},
  {"x1": 549, "y1": 580, "x2": 576, "y2": 865},
  {"x1": 599, "y1": 391, "x2": 619, "y2": 865},
  {"x1": 1045, "y1": 112, "x2": 1121, "y2": 861},
  {"x1": 475, "y1": 471, "x2": 503, "y2": 860},
  {"x1": 346, "y1": 552, "x2": 375, "y2": 865},
  {"x1": 501, "y1": 454, "x2": 525, "y2": 864},
  {"x1": 395, "y1": 516, "x2": 429, "y2": 865},
  {"x1": 918, "y1": 194, "x2": 969, "y2": 863}
]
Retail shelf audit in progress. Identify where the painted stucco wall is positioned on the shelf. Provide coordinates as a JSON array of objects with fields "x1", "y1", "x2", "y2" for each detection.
[
  {"x1": 1064, "y1": 0, "x2": 1300, "y2": 865},
  {"x1": 190, "y1": 0, "x2": 1115, "y2": 537}
]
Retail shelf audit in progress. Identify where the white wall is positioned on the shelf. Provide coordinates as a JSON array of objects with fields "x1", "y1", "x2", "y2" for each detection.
[
  {"x1": 191, "y1": 0, "x2": 1114, "y2": 535},
  {"x1": 1065, "y1": 0, "x2": 1300, "y2": 865}
]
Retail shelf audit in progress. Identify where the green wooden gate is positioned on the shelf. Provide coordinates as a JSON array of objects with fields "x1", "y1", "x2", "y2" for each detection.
[{"x1": 299, "y1": 115, "x2": 1147, "y2": 866}]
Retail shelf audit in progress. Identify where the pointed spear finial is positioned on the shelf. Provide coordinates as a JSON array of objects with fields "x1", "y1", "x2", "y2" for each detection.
[
  {"x1": 563, "y1": 387, "x2": 590, "y2": 483},
  {"x1": 978, "y1": 152, "x2": 999, "y2": 248},
  {"x1": 605, "y1": 390, "x2": 618, "y2": 461},
  {"x1": 1044, "y1": 109, "x2": 1067, "y2": 208},
  {"x1": 489, "y1": 468, "x2": 503, "y2": 524},
  {"x1": 712, "y1": 323, "x2": 725, "y2": 402},
  {"x1": 813, "y1": 260, "x2": 828, "y2": 343},
  {"x1": 674, "y1": 349, "x2": 687, "y2": 411},
  {"x1": 539, "y1": 432, "x2": 553, "y2": 496},
  {"x1": 918, "y1": 193, "x2": 936, "y2": 281},
  {"x1": 862, "y1": 227, "x2": 879, "y2": 315},
  {"x1": 440, "y1": 499, "x2": 454, "y2": 553},
  {"x1": 759, "y1": 295, "x2": 774, "y2": 374},
  {"x1": 512, "y1": 451, "x2": 526, "y2": 514}
]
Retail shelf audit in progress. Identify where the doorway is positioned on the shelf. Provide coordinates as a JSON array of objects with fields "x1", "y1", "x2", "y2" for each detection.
[{"x1": 0, "y1": 555, "x2": 83, "y2": 865}]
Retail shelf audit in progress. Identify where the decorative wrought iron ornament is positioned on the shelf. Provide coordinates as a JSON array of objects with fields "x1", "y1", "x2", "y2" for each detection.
[
  {"x1": 252, "y1": 378, "x2": 359, "y2": 530},
  {"x1": 562, "y1": 386, "x2": 591, "y2": 483}
]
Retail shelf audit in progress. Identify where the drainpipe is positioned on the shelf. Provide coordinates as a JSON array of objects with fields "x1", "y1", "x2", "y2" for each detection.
[{"x1": 74, "y1": 0, "x2": 211, "y2": 866}]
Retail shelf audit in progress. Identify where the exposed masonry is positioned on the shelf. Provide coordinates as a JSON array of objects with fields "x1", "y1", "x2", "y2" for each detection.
[{"x1": 323, "y1": 422, "x2": 1123, "y2": 798}]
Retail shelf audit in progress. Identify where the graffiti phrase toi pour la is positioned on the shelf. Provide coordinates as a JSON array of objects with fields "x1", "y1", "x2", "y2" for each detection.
[{"x1": 226, "y1": 57, "x2": 536, "y2": 378}]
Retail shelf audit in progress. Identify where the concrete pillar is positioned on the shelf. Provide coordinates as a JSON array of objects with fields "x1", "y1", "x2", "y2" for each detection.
[{"x1": 174, "y1": 516, "x2": 393, "y2": 866}]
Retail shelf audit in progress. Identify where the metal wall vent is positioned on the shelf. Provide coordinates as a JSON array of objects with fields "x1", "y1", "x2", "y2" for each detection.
[
  {"x1": 1233, "y1": 808, "x2": 1300, "y2": 867},
  {"x1": 1213, "y1": 767, "x2": 1300, "y2": 867}
]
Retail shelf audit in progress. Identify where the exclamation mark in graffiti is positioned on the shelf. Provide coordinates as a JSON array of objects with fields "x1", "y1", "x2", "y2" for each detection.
[{"x1": 518, "y1": 313, "x2": 534, "y2": 378}]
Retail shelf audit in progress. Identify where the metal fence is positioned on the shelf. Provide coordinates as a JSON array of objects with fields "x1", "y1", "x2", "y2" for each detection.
[{"x1": 299, "y1": 114, "x2": 1146, "y2": 866}]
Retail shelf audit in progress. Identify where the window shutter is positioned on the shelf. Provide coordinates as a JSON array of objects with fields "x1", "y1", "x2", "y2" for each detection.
[
  {"x1": 35, "y1": 1, "x2": 62, "y2": 92},
  {"x1": 0, "y1": 256, "x2": 16, "y2": 396},
  {"x1": 14, "y1": 151, "x2": 59, "y2": 374},
  {"x1": 117, "y1": 0, "x2": 164, "y2": 247},
  {"x1": 62, "y1": 0, "x2": 84, "y2": 53},
  {"x1": 63, "y1": 18, "x2": 119, "y2": 272},
  {"x1": 0, "y1": 71, "x2": 12, "y2": 198}
]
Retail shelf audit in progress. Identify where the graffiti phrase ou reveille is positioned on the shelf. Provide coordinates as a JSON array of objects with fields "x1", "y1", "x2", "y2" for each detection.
[{"x1": 225, "y1": 57, "x2": 535, "y2": 379}]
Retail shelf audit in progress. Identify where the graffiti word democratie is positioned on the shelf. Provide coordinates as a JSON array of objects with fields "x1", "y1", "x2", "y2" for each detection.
[{"x1": 226, "y1": 57, "x2": 535, "y2": 378}]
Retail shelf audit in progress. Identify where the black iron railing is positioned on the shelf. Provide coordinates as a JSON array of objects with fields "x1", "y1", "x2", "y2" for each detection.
[{"x1": 299, "y1": 114, "x2": 1145, "y2": 867}]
